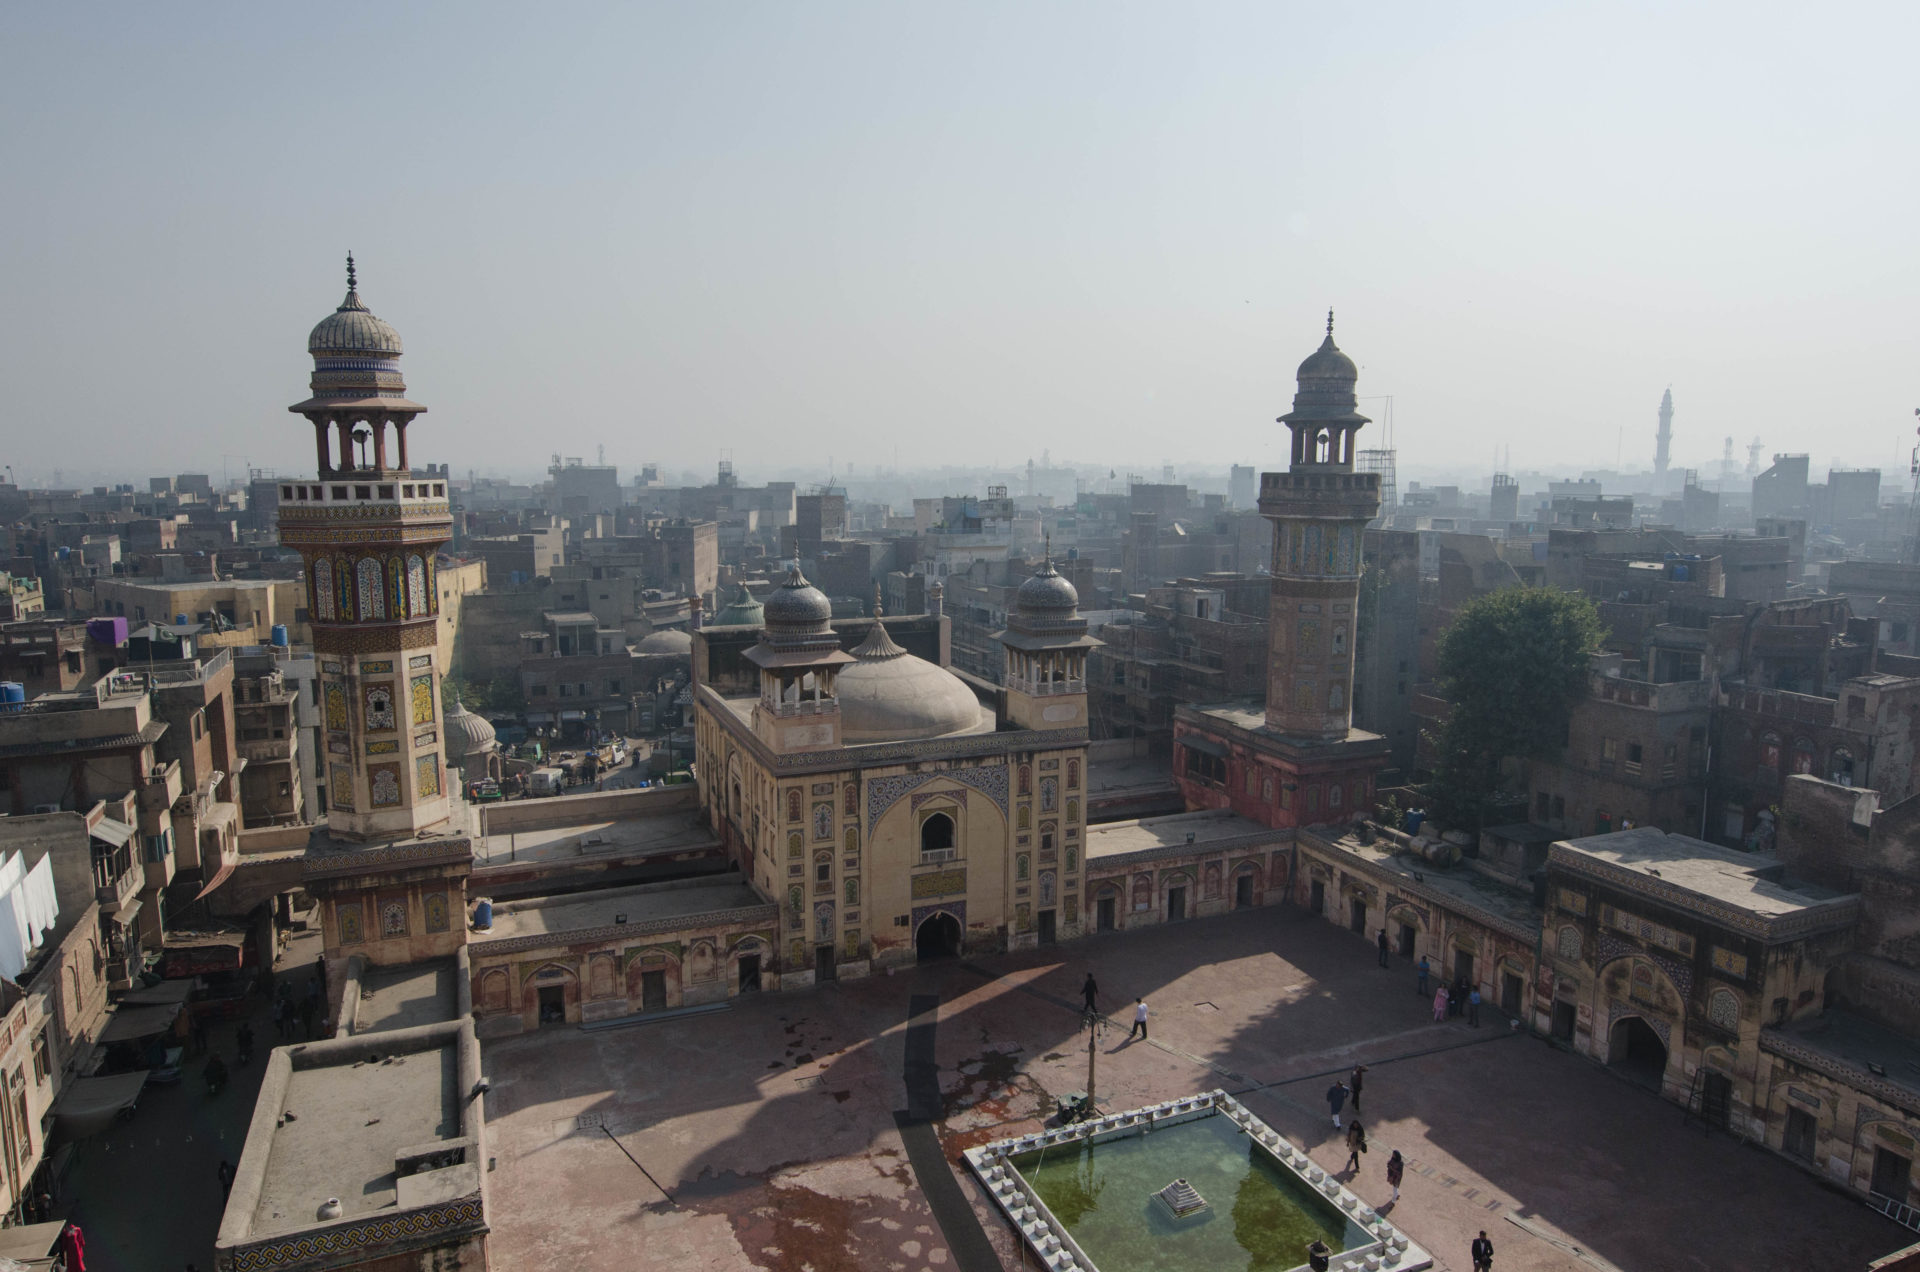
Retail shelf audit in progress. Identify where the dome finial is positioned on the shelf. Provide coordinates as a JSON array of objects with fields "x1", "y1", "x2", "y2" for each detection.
[
  {"x1": 347, "y1": 252, "x2": 357, "y2": 293},
  {"x1": 1327, "y1": 307, "x2": 1335, "y2": 336},
  {"x1": 1043, "y1": 529, "x2": 1052, "y2": 567}
]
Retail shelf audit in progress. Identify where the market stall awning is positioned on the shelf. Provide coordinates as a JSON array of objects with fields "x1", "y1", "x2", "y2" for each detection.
[
  {"x1": 119, "y1": 979, "x2": 195, "y2": 1007},
  {"x1": 193, "y1": 854, "x2": 238, "y2": 901},
  {"x1": 51, "y1": 1071, "x2": 148, "y2": 1138},
  {"x1": 98, "y1": 1004, "x2": 181, "y2": 1044},
  {"x1": 0, "y1": 1218, "x2": 66, "y2": 1261}
]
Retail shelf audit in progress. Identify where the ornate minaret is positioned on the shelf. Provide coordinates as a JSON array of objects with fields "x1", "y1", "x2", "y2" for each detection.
[
  {"x1": 1172, "y1": 313, "x2": 1391, "y2": 828},
  {"x1": 279, "y1": 257, "x2": 455, "y2": 841},
  {"x1": 1261, "y1": 312, "x2": 1380, "y2": 740},
  {"x1": 998, "y1": 549, "x2": 1100, "y2": 732},
  {"x1": 1655, "y1": 387, "x2": 1674, "y2": 478}
]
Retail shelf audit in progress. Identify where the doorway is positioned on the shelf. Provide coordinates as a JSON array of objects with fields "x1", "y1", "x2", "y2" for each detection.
[
  {"x1": 915, "y1": 912, "x2": 962, "y2": 961},
  {"x1": 815, "y1": 944, "x2": 836, "y2": 982},
  {"x1": 1348, "y1": 896, "x2": 1366, "y2": 934},
  {"x1": 1167, "y1": 887, "x2": 1187, "y2": 923},
  {"x1": 537, "y1": 984, "x2": 566, "y2": 1026},
  {"x1": 1501, "y1": 971, "x2": 1523, "y2": 1017},
  {"x1": 1454, "y1": 949, "x2": 1475, "y2": 987},
  {"x1": 1873, "y1": 1146, "x2": 1912, "y2": 1202},
  {"x1": 1234, "y1": 873, "x2": 1254, "y2": 910},
  {"x1": 1550, "y1": 999, "x2": 1576, "y2": 1042},
  {"x1": 1309, "y1": 880, "x2": 1325, "y2": 915},
  {"x1": 1700, "y1": 1070, "x2": 1732, "y2": 1130},
  {"x1": 640, "y1": 970, "x2": 667, "y2": 1013},
  {"x1": 738, "y1": 955, "x2": 761, "y2": 994},
  {"x1": 1783, "y1": 1107, "x2": 1816, "y2": 1162},
  {"x1": 1097, "y1": 896, "x2": 1116, "y2": 933},
  {"x1": 1397, "y1": 923, "x2": 1416, "y2": 959},
  {"x1": 1038, "y1": 909, "x2": 1056, "y2": 945},
  {"x1": 1608, "y1": 1017, "x2": 1668, "y2": 1090}
]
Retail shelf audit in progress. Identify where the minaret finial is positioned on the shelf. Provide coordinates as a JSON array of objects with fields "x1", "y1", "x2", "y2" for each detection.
[
  {"x1": 1044, "y1": 530, "x2": 1052, "y2": 566},
  {"x1": 347, "y1": 252, "x2": 357, "y2": 293},
  {"x1": 1327, "y1": 308, "x2": 1334, "y2": 336}
]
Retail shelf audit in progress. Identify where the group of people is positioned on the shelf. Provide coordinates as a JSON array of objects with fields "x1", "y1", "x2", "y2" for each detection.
[
  {"x1": 273, "y1": 971, "x2": 324, "y2": 1041},
  {"x1": 1409, "y1": 950, "x2": 1481, "y2": 1026}
]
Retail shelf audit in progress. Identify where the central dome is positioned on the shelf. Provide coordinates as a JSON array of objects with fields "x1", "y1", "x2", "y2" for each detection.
[{"x1": 835, "y1": 623, "x2": 987, "y2": 743}]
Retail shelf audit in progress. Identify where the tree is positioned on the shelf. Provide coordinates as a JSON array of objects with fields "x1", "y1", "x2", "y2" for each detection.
[{"x1": 1426, "y1": 587, "x2": 1603, "y2": 831}]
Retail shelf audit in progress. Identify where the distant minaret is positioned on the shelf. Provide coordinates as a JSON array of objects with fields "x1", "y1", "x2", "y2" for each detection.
[{"x1": 1654, "y1": 387, "x2": 1674, "y2": 477}]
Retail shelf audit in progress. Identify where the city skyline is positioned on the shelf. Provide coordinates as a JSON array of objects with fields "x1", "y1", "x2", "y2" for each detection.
[{"x1": 4, "y1": 3, "x2": 1916, "y2": 484}]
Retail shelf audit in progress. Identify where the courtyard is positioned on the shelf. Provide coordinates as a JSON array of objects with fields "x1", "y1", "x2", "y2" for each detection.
[{"x1": 481, "y1": 905, "x2": 1909, "y2": 1271}]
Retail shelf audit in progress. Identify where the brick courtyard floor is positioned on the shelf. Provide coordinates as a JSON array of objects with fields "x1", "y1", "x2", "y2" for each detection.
[{"x1": 481, "y1": 906, "x2": 1910, "y2": 1272}]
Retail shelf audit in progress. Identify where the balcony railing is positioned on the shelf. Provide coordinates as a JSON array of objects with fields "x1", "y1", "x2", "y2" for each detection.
[{"x1": 1007, "y1": 677, "x2": 1086, "y2": 697}]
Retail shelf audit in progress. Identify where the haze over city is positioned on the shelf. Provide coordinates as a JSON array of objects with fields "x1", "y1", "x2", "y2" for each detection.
[{"x1": 4, "y1": 1, "x2": 1917, "y2": 488}]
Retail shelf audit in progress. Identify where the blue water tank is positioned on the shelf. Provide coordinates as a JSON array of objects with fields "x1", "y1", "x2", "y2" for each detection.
[
  {"x1": 1673, "y1": 564, "x2": 1690, "y2": 582},
  {"x1": 472, "y1": 900, "x2": 493, "y2": 931},
  {"x1": 55, "y1": 546, "x2": 70, "y2": 559},
  {"x1": 0, "y1": 683, "x2": 24, "y2": 712},
  {"x1": 270, "y1": 624, "x2": 289, "y2": 647},
  {"x1": 174, "y1": 614, "x2": 189, "y2": 627},
  {"x1": 1404, "y1": 810, "x2": 1425, "y2": 834}
]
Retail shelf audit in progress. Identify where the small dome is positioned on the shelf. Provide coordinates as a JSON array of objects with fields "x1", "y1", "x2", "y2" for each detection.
[
  {"x1": 711, "y1": 583, "x2": 765, "y2": 628},
  {"x1": 1295, "y1": 332, "x2": 1356, "y2": 383},
  {"x1": 307, "y1": 256, "x2": 403, "y2": 356},
  {"x1": 835, "y1": 623, "x2": 987, "y2": 742},
  {"x1": 443, "y1": 699, "x2": 497, "y2": 761},
  {"x1": 763, "y1": 565, "x2": 833, "y2": 633},
  {"x1": 1017, "y1": 560, "x2": 1079, "y2": 614},
  {"x1": 635, "y1": 628, "x2": 693, "y2": 656}
]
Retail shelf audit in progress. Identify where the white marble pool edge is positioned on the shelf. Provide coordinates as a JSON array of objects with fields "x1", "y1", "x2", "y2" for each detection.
[{"x1": 963, "y1": 1089, "x2": 1435, "y2": 1272}]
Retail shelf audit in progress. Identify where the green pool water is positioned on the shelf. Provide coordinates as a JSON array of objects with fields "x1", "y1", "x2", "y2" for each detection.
[{"x1": 1012, "y1": 1114, "x2": 1361, "y2": 1272}]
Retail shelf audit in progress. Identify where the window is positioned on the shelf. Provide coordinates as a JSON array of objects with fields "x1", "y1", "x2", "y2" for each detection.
[
  {"x1": 920, "y1": 812, "x2": 956, "y2": 855},
  {"x1": 1557, "y1": 925, "x2": 1582, "y2": 961},
  {"x1": 143, "y1": 831, "x2": 171, "y2": 864},
  {"x1": 1626, "y1": 743, "x2": 1643, "y2": 765},
  {"x1": 1601, "y1": 738, "x2": 1618, "y2": 763},
  {"x1": 559, "y1": 684, "x2": 571, "y2": 698},
  {"x1": 1707, "y1": 988, "x2": 1739, "y2": 1030},
  {"x1": 1552, "y1": 795, "x2": 1565, "y2": 819},
  {"x1": 31, "y1": 1032, "x2": 49, "y2": 1084}
]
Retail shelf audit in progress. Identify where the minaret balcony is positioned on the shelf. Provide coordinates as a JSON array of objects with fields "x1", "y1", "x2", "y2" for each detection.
[
  {"x1": 1258, "y1": 470, "x2": 1381, "y2": 521},
  {"x1": 1007, "y1": 676, "x2": 1085, "y2": 697},
  {"x1": 762, "y1": 696, "x2": 839, "y2": 719},
  {"x1": 277, "y1": 477, "x2": 450, "y2": 513}
]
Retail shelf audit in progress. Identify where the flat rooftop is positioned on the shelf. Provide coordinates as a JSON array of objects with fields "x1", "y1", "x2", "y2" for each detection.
[
  {"x1": 1770, "y1": 1010, "x2": 1920, "y2": 1108},
  {"x1": 353, "y1": 958, "x2": 460, "y2": 1035},
  {"x1": 475, "y1": 876, "x2": 766, "y2": 943},
  {"x1": 1086, "y1": 752, "x2": 1177, "y2": 797},
  {"x1": 1312, "y1": 829, "x2": 1545, "y2": 936},
  {"x1": 476, "y1": 809, "x2": 717, "y2": 866},
  {"x1": 1553, "y1": 828, "x2": 1854, "y2": 918},
  {"x1": 1085, "y1": 808, "x2": 1284, "y2": 863},
  {"x1": 1183, "y1": 702, "x2": 1387, "y2": 747},
  {"x1": 251, "y1": 1042, "x2": 458, "y2": 1231}
]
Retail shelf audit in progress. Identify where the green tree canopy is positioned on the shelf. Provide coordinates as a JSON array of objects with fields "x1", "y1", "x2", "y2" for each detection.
[{"x1": 1426, "y1": 586, "x2": 1603, "y2": 831}]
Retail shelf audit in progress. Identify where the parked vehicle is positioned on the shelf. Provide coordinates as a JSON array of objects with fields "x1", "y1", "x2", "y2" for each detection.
[
  {"x1": 465, "y1": 779, "x2": 504, "y2": 803},
  {"x1": 527, "y1": 767, "x2": 566, "y2": 797}
]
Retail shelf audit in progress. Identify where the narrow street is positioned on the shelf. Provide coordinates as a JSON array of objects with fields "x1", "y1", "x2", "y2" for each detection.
[{"x1": 58, "y1": 929, "x2": 325, "y2": 1271}]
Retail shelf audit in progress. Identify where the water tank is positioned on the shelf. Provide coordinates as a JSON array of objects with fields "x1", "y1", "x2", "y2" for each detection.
[
  {"x1": 471, "y1": 900, "x2": 493, "y2": 931},
  {"x1": 1404, "y1": 809, "x2": 1425, "y2": 834},
  {"x1": 270, "y1": 624, "x2": 289, "y2": 647},
  {"x1": 55, "y1": 546, "x2": 70, "y2": 559},
  {"x1": 1672, "y1": 564, "x2": 1690, "y2": 582},
  {"x1": 0, "y1": 683, "x2": 24, "y2": 712},
  {"x1": 174, "y1": 614, "x2": 189, "y2": 627}
]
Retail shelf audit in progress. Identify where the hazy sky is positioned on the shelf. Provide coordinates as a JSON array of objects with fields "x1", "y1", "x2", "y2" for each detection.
[{"x1": 4, "y1": 3, "x2": 1916, "y2": 489}]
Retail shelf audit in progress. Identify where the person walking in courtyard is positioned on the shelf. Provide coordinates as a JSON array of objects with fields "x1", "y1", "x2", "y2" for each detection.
[
  {"x1": 1376, "y1": 928, "x2": 1390, "y2": 967},
  {"x1": 314, "y1": 953, "x2": 328, "y2": 997},
  {"x1": 1349, "y1": 1064, "x2": 1367, "y2": 1113},
  {"x1": 1471, "y1": 1229, "x2": 1494, "y2": 1270},
  {"x1": 1415, "y1": 955, "x2": 1430, "y2": 997},
  {"x1": 1081, "y1": 973, "x2": 1099, "y2": 1016},
  {"x1": 1385, "y1": 1149, "x2": 1404, "y2": 1203},
  {"x1": 1432, "y1": 984, "x2": 1449, "y2": 1023},
  {"x1": 1468, "y1": 985, "x2": 1482, "y2": 1027},
  {"x1": 1128, "y1": 997, "x2": 1148, "y2": 1041},
  {"x1": 1343, "y1": 1119, "x2": 1367, "y2": 1172},
  {"x1": 1305, "y1": 1238, "x2": 1332, "y2": 1272},
  {"x1": 1326, "y1": 1080, "x2": 1349, "y2": 1128}
]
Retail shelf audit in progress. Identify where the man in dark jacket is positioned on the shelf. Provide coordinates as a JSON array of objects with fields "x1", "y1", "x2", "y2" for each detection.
[{"x1": 1471, "y1": 1230, "x2": 1494, "y2": 1270}]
